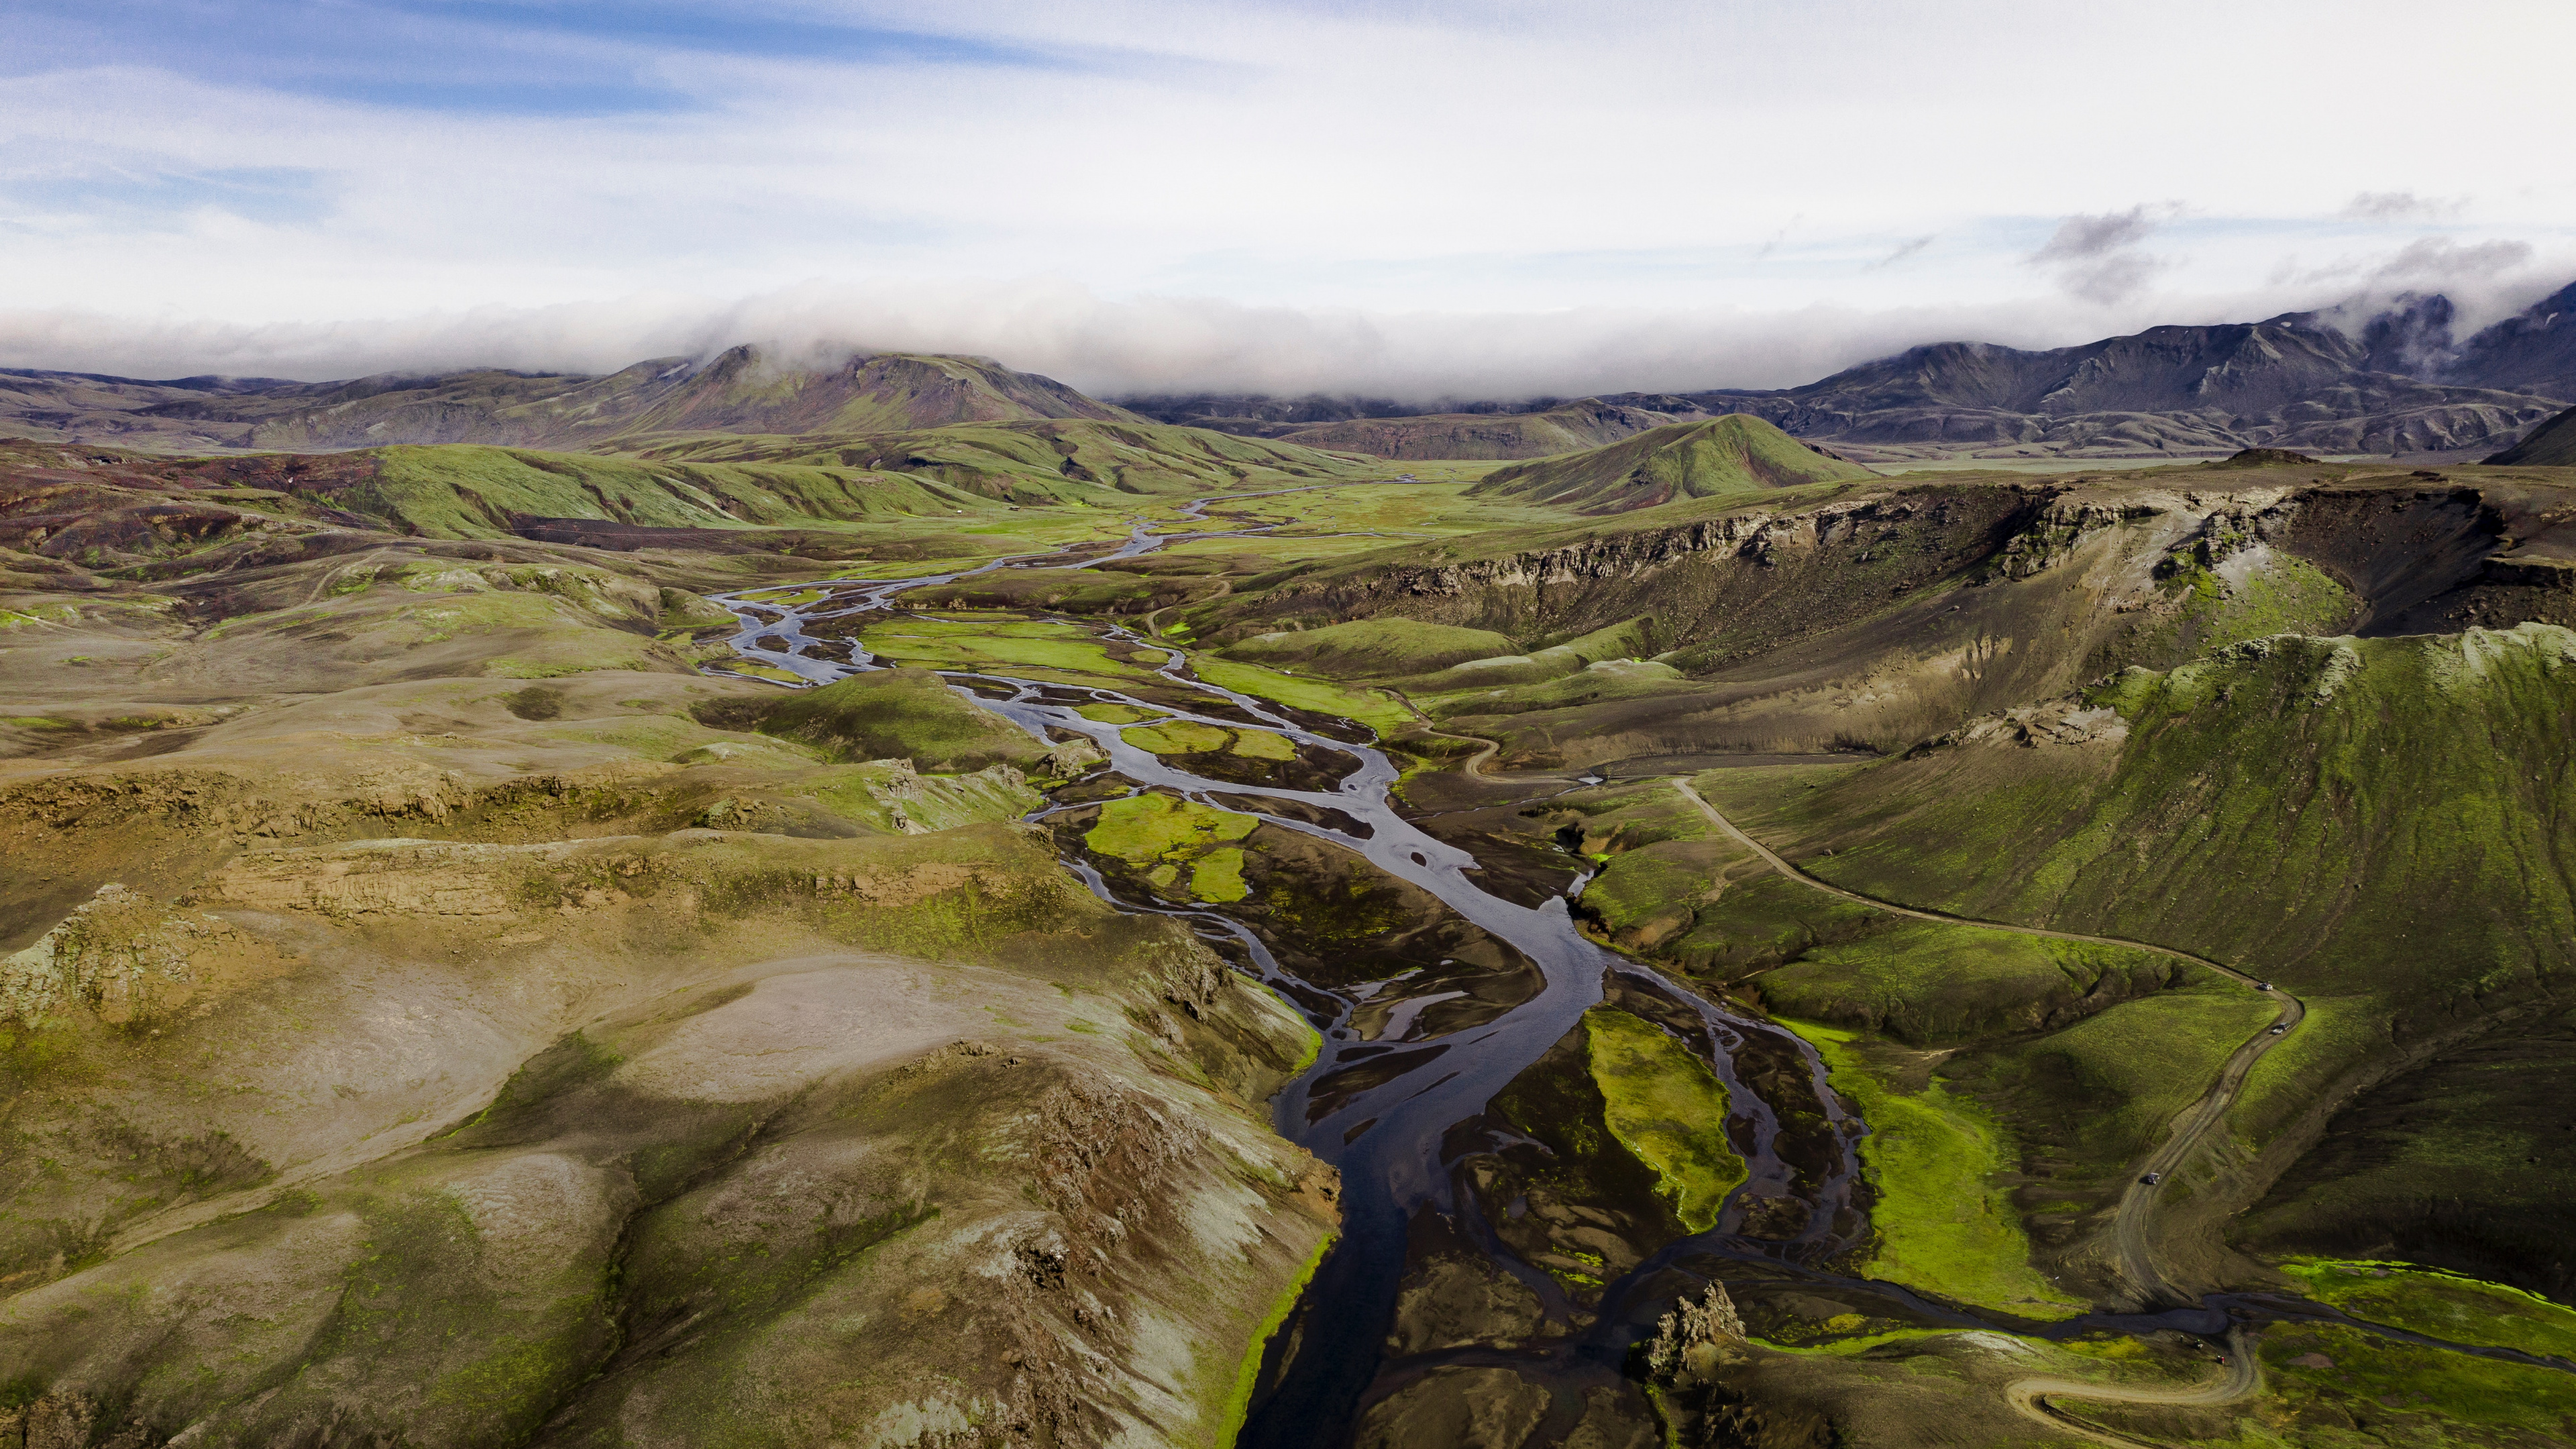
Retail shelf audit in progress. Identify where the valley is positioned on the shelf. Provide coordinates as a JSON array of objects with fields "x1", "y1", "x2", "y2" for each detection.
[{"x1": 3, "y1": 354, "x2": 2574, "y2": 1449}]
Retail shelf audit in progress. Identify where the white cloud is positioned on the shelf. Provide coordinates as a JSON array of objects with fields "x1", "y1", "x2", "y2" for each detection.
[
  {"x1": 0, "y1": 1, "x2": 2571, "y2": 390},
  {"x1": 2343, "y1": 191, "x2": 2468, "y2": 222}
]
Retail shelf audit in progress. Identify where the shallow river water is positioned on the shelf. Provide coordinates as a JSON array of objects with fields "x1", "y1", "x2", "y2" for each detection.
[{"x1": 706, "y1": 500, "x2": 2552, "y2": 1443}]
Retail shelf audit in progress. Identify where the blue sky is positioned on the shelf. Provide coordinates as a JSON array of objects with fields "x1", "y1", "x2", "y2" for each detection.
[{"x1": 1, "y1": 0, "x2": 2570, "y2": 394}]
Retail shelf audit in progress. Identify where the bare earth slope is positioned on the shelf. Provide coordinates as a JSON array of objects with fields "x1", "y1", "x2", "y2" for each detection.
[{"x1": 0, "y1": 467, "x2": 1337, "y2": 1447}]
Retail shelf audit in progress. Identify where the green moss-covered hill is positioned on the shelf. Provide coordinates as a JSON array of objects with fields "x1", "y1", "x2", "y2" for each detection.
[
  {"x1": 1717, "y1": 624, "x2": 2576, "y2": 1291},
  {"x1": 1276, "y1": 398, "x2": 1697, "y2": 461},
  {"x1": 1466, "y1": 415, "x2": 1875, "y2": 515}
]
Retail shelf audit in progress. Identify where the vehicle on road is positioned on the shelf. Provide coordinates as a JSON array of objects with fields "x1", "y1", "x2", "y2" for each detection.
[
  {"x1": 2141, "y1": 1172, "x2": 2162, "y2": 1185},
  {"x1": 2255, "y1": 981, "x2": 2272, "y2": 991},
  {"x1": 2270, "y1": 1024, "x2": 2289, "y2": 1034}
]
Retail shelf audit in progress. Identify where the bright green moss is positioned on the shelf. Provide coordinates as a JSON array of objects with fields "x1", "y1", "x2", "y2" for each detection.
[
  {"x1": 1123, "y1": 720, "x2": 1234, "y2": 755},
  {"x1": 1580, "y1": 1008, "x2": 1746, "y2": 1232},
  {"x1": 1786, "y1": 1020, "x2": 2088, "y2": 1318},
  {"x1": 2279, "y1": 1259, "x2": 2576, "y2": 1359},
  {"x1": 1085, "y1": 794, "x2": 1259, "y2": 902},
  {"x1": 1191, "y1": 847, "x2": 1250, "y2": 904},
  {"x1": 1189, "y1": 657, "x2": 1415, "y2": 736}
]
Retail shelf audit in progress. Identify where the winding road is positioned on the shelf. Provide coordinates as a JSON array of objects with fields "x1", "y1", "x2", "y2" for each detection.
[
  {"x1": 2002, "y1": 1328, "x2": 2260, "y2": 1448},
  {"x1": 1669, "y1": 775, "x2": 2296, "y2": 1437},
  {"x1": 712, "y1": 492, "x2": 2321, "y2": 1444}
]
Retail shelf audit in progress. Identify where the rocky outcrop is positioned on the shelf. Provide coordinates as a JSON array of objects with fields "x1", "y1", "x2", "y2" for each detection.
[
  {"x1": 1, "y1": 883, "x2": 292, "y2": 1025},
  {"x1": 1644, "y1": 1282, "x2": 1748, "y2": 1381}
]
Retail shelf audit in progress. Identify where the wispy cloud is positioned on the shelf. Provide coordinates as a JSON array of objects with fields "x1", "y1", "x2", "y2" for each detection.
[
  {"x1": 2027, "y1": 205, "x2": 2184, "y2": 305},
  {"x1": 2342, "y1": 191, "x2": 2467, "y2": 223},
  {"x1": 2376, "y1": 235, "x2": 2532, "y2": 280},
  {"x1": 8, "y1": 259, "x2": 2573, "y2": 402},
  {"x1": 1868, "y1": 235, "x2": 1937, "y2": 270}
]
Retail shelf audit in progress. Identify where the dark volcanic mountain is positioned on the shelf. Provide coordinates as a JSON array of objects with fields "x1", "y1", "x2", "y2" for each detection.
[
  {"x1": 1694, "y1": 307, "x2": 2566, "y2": 455},
  {"x1": 1127, "y1": 283, "x2": 2576, "y2": 462},
  {"x1": 2448, "y1": 280, "x2": 2576, "y2": 400},
  {"x1": 9, "y1": 283, "x2": 2574, "y2": 463}
]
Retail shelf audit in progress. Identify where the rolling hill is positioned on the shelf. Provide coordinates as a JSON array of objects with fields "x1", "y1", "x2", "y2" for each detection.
[
  {"x1": 1271, "y1": 398, "x2": 1713, "y2": 460},
  {"x1": 0, "y1": 348, "x2": 1144, "y2": 454},
  {"x1": 1464, "y1": 415, "x2": 1874, "y2": 513}
]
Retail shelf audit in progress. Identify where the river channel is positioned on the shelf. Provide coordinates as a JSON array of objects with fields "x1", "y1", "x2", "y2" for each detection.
[{"x1": 704, "y1": 498, "x2": 2563, "y2": 1444}]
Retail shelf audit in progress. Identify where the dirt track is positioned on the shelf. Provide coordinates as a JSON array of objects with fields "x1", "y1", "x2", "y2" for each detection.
[
  {"x1": 1668, "y1": 776, "x2": 2298, "y2": 1440},
  {"x1": 2000, "y1": 1326, "x2": 2261, "y2": 1446}
]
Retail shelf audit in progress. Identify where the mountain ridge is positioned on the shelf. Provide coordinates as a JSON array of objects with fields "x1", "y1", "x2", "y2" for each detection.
[
  {"x1": 0, "y1": 347, "x2": 1143, "y2": 454},
  {"x1": 7, "y1": 281, "x2": 2574, "y2": 462},
  {"x1": 1121, "y1": 283, "x2": 2576, "y2": 461}
]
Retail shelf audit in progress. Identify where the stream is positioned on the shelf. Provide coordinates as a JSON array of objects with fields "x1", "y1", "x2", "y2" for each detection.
[{"x1": 704, "y1": 498, "x2": 2571, "y2": 1444}]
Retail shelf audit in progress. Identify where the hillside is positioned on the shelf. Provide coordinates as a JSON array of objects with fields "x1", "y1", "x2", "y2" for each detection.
[
  {"x1": 0, "y1": 418, "x2": 1385, "y2": 559},
  {"x1": 1275, "y1": 398, "x2": 1709, "y2": 460},
  {"x1": 1707, "y1": 623, "x2": 2576, "y2": 1292},
  {"x1": 0, "y1": 347, "x2": 1143, "y2": 453},
  {"x1": 0, "y1": 502, "x2": 1333, "y2": 1446},
  {"x1": 1464, "y1": 415, "x2": 1874, "y2": 513},
  {"x1": 2487, "y1": 403, "x2": 2576, "y2": 465},
  {"x1": 632, "y1": 417, "x2": 1383, "y2": 496}
]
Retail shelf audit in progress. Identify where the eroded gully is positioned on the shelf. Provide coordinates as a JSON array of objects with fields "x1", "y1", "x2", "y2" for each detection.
[{"x1": 705, "y1": 498, "x2": 2567, "y2": 1447}]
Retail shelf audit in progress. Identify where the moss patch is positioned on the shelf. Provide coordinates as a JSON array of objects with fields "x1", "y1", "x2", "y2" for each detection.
[
  {"x1": 1085, "y1": 794, "x2": 1259, "y2": 902},
  {"x1": 1580, "y1": 1007, "x2": 1746, "y2": 1232},
  {"x1": 753, "y1": 667, "x2": 1049, "y2": 772},
  {"x1": 1788, "y1": 1020, "x2": 2088, "y2": 1318},
  {"x1": 1189, "y1": 656, "x2": 1415, "y2": 737},
  {"x1": 1124, "y1": 720, "x2": 1234, "y2": 755},
  {"x1": 2279, "y1": 1259, "x2": 2576, "y2": 1360}
]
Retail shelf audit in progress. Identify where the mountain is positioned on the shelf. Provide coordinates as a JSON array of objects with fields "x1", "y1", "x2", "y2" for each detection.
[
  {"x1": 1696, "y1": 314, "x2": 2565, "y2": 456},
  {"x1": 0, "y1": 348, "x2": 1143, "y2": 453},
  {"x1": 11, "y1": 282, "x2": 2576, "y2": 466},
  {"x1": 2448, "y1": 280, "x2": 2576, "y2": 399},
  {"x1": 1465, "y1": 415, "x2": 1874, "y2": 514},
  {"x1": 1129, "y1": 282, "x2": 2576, "y2": 463},
  {"x1": 2486, "y1": 403, "x2": 2576, "y2": 466}
]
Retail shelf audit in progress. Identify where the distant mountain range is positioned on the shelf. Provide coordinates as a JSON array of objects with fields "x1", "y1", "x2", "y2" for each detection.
[
  {"x1": 0, "y1": 347, "x2": 1140, "y2": 454},
  {"x1": 1124, "y1": 281, "x2": 2576, "y2": 460},
  {"x1": 3, "y1": 281, "x2": 2572, "y2": 462}
]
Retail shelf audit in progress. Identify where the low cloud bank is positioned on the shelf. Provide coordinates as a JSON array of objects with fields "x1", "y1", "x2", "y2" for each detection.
[{"x1": 5, "y1": 267, "x2": 2570, "y2": 402}]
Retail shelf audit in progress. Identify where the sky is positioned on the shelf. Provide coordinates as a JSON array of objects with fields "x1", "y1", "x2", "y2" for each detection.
[{"x1": 3, "y1": 0, "x2": 2571, "y2": 398}]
